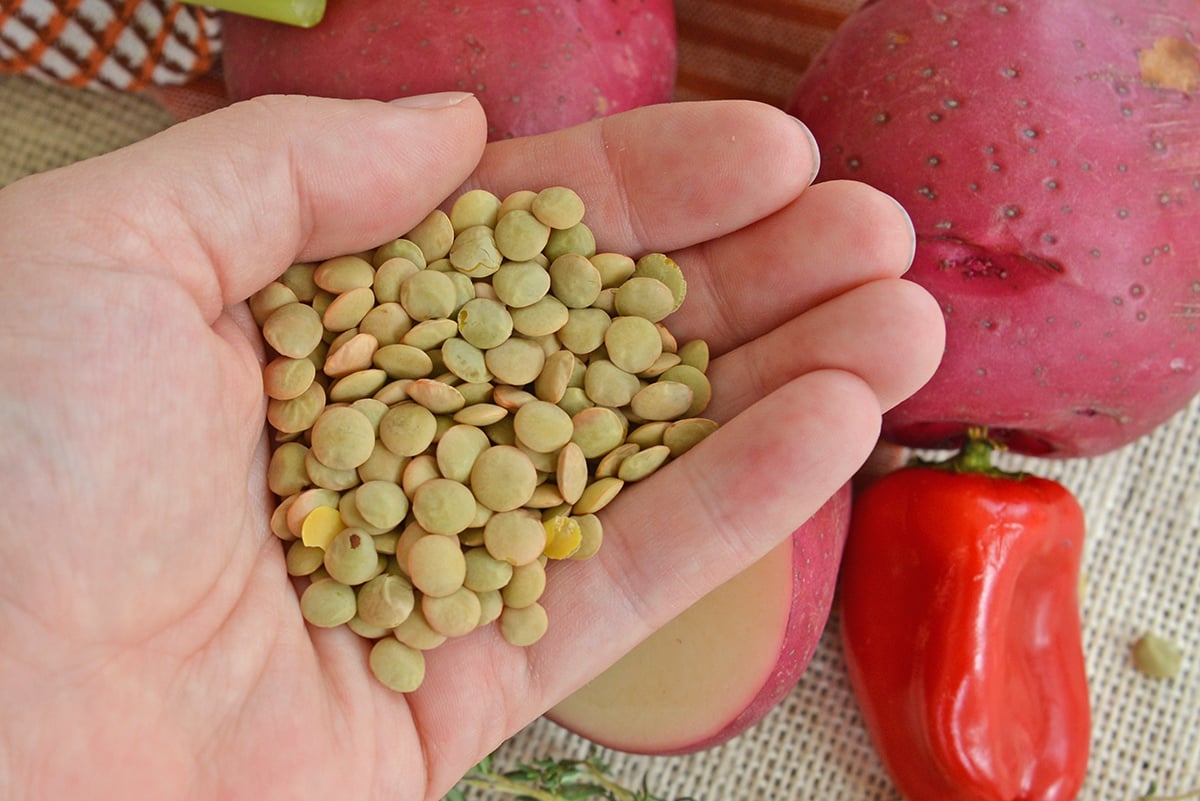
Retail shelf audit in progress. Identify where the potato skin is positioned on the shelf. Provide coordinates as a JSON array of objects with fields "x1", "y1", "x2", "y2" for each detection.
[
  {"x1": 546, "y1": 483, "x2": 852, "y2": 756},
  {"x1": 221, "y1": 0, "x2": 677, "y2": 141},
  {"x1": 789, "y1": 0, "x2": 1200, "y2": 457}
]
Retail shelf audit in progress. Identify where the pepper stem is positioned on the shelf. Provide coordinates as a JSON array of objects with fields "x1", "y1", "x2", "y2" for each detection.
[
  {"x1": 956, "y1": 427, "x2": 997, "y2": 473},
  {"x1": 920, "y1": 427, "x2": 1025, "y2": 479},
  {"x1": 179, "y1": 0, "x2": 326, "y2": 27}
]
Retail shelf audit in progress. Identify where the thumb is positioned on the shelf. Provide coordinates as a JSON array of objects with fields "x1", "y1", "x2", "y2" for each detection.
[{"x1": 0, "y1": 92, "x2": 487, "y2": 320}]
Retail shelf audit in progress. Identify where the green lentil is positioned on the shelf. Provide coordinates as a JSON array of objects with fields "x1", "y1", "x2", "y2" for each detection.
[
  {"x1": 422, "y1": 586, "x2": 482, "y2": 637},
  {"x1": 300, "y1": 578, "x2": 357, "y2": 628},
  {"x1": 499, "y1": 602, "x2": 549, "y2": 647},
  {"x1": 531, "y1": 186, "x2": 586, "y2": 229},
  {"x1": 495, "y1": 209, "x2": 551, "y2": 261},
  {"x1": 264, "y1": 355, "x2": 317, "y2": 400},
  {"x1": 1132, "y1": 632, "x2": 1183, "y2": 679},
  {"x1": 373, "y1": 257, "x2": 421, "y2": 303},
  {"x1": 263, "y1": 302, "x2": 324, "y2": 358},
  {"x1": 255, "y1": 185, "x2": 719, "y2": 694},
  {"x1": 405, "y1": 210, "x2": 455, "y2": 262},
  {"x1": 356, "y1": 573, "x2": 415, "y2": 629},
  {"x1": 450, "y1": 189, "x2": 502, "y2": 233},
  {"x1": 372, "y1": 238, "x2": 427, "y2": 270},
  {"x1": 369, "y1": 638, "x2": 426, "y2": 692},
  {"x1": 314, "y1": 255, "x2": 375, "y2": 293}
]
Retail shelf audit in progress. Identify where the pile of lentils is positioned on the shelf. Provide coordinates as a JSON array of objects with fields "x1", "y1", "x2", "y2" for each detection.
[{"x1": 251, "y1": 186, "x2": 717, "y2": 692}]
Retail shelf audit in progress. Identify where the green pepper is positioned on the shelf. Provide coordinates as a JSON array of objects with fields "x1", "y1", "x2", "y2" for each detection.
[{"x1": 839, "y1": 436, "x2": 1090, "y2": 801}]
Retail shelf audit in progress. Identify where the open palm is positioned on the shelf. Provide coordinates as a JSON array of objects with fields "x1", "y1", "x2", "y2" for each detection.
[{"x1": 0, "y1": 94, "x2": 943, "y2": 801}]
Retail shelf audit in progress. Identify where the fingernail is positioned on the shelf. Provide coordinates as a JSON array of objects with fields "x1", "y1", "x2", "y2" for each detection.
[
  {"x1": 884, "y1": 193, "x2": 918, "y2": 271},
  {"x1": 390, "y1": 91, "x2": 474, "y2": 109},
  {"x1": 792, "y1": 117, "x2": 822, "y2": 184}
]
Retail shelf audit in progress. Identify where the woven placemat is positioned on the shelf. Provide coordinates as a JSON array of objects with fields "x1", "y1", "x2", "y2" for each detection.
[{"x1": 2, "y1": 1, "x2": 1197, "y2": 798}]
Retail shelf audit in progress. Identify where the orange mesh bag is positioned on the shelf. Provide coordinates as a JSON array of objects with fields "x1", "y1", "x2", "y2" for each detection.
[{"x1": 0, "y1": 0, "x2": 220, "y2": 90}]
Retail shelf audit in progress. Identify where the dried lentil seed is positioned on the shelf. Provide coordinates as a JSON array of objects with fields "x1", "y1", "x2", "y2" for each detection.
[
  {"x1": 329, "y1": 369, "x2": 389, "y2": 403},
  {"x1": 484, "y1": 510, "x2": 547, "y2": 566},
  {"x1": 314, "y1": 255, "x2": 375, "y2": 293},
  {"x1": 422, "y1": 586, "x2": 482, "y2": 637},
  {"x1": 372, "y1": 238, "x2": 427, "y2": 269},
  {"x1": 495, "y1": 209, "x2": 551, "y2": 261},
  {"x1": 373, "y1": 257, "x2": 421, "y2": 303},
  {"x1": 264, "y1": 355, "x2": 317, "y2": 400},
  {"x1": 663, "y1": 417, "x2": 719, "y2": 457},
  {"x1": 407, "y1": 531, "x2": 468, "y2": 595},
  {"x1": 255, "y1": 185, "x2": 719, "y2": 694},
  {"x1": 613, "y1": 276, "x2": 675, "y2": 322},
  {"x1": 570, "y1": 514, "x2": 604, "y2": 560},
  {"x1": 450, "y1": 188, "x2": 502, "y2": 233},
  {"x1": 300, "y1": 578, "x2": 357, "y2": 627},
  {"x1": 471, "y1": 445, "x2": 538, "y2": 511},
  {"x1": 617, "y1": 444, "x2": 672, "y2": 482},
  {"x1": 531, "y1": 186, "x2": 586, "y2": 229},
  {"x1": 268, "y1": 441, "x2": 311, "y2": 497},
  {"x1": 263, "y1": 302, "x2": 324, "y2": 358},
  {"x1": 250, "y1": 281, "x2": 299, "y2": 325},
  {"x1": 405, "y1": 210, "x2": 455, "y2": 262},
  {"x1": 323, "y1": 286, "x2": 376, "y2": 332},
  {"x1": 630, "y1": 380, "x2": 694, "y2": 421},
  {"x1": 392, "y1": 605, "x2": 448, "y2": 650},
  {"x1": 369, "y1": 638, "x2": 426, "y2": 692},
  {"x1": 322, "y1": 332, "x2": 379, "y2": 379},
  {"x1": 411, "y1": 478, "x2": 477, "y2": 536},
  {"x1": 499, "y1": 602, "x2": 549, "y2": 647},
  {"x1": 310, "y1": 405, "x2": 377, "y2": 470}
]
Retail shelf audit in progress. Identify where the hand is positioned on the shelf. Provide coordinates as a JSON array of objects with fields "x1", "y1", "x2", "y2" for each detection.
[{"x1": 0, "y1": 93, "x2": 943, "y2": 801}]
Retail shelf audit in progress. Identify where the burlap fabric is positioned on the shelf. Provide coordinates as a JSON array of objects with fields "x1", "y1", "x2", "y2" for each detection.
[{"x1": 2, "y1": 0, "x2": 1197, "y2": 798}]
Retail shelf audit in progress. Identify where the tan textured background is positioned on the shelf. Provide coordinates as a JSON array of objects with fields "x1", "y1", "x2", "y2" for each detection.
[{"x1": 2, "y1": 1, "x2": 1198, "y2": 798}]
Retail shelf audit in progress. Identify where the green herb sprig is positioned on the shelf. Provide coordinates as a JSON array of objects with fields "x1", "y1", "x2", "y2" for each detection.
[
  {"x1": 1138, "y1": 781, "x2": 1200, "y2": 801},
  {"x1": 444, "y1": 754, "x2": 698, "y2": 801}
]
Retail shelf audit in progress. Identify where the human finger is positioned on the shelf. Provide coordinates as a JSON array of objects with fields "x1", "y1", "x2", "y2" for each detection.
[
  {"x1": 463, "y1": 105, "x2": 914, "y2": 355},
  {"x1": 704, "y1": 277, "x2": 945, "y2": 417},
  {"x1": 462, "y1": 99, "x2": 821, "y2": 256},
  {"x1": 666, "y1": 180, "x2": 918, "y2": 354},
  {"x1": 0, "y1": 92, "x2": 488, "y2": 322}
]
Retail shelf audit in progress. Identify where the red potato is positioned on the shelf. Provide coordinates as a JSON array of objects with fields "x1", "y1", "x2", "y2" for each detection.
[
  {"x1": 788, "y1": 0, "x2": 1200, "y2": 457},
  {"x1": 547, "y1": 484, "x2": 851, "y2": 755},
  {"x1": 220, "y1": 0, "x2": 677, "y2": 141}
]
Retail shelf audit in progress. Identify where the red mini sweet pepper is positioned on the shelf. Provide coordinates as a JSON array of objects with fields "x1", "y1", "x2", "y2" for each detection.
[{"x1": 839, "y1": 435, "x2": 1091, "y2": 801}]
